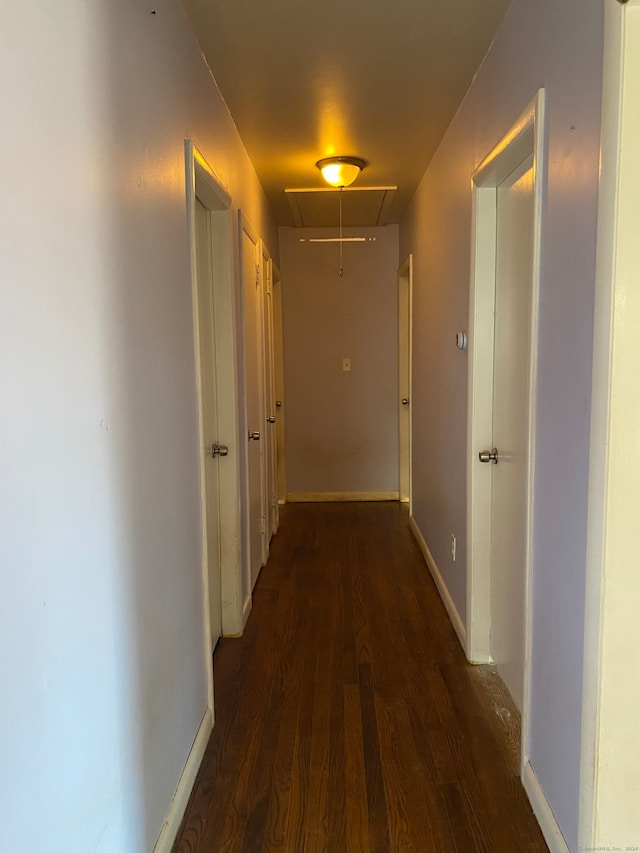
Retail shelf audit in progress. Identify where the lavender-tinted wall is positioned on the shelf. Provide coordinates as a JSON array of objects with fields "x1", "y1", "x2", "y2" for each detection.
[
  {"x1": 280, "y1": 226, "x2": 399, "y2": 495},
  {"x1": 0, "y1": 2, "x2": 275, "y2": 850},
  {"x1": 399, "y1": 0, "x2": 604, "y2": 848}
]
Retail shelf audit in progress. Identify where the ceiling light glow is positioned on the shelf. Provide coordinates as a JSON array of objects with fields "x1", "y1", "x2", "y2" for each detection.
[{"x1": 316, "y1": 156, "x2": 367, "y2": 188}]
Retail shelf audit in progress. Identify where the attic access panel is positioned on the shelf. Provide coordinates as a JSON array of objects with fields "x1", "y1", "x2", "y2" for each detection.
[{"x1": 285, "y1": 187, "x2": 397, "y2": 228}]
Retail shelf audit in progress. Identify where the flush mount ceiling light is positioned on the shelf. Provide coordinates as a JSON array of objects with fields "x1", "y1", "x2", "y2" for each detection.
[
  {"x1": 314, "y1": 156, "x2": 368, "y2": 277},
  {"x1": 316, "y1": 156, "x2": 367, "y2": 188}
]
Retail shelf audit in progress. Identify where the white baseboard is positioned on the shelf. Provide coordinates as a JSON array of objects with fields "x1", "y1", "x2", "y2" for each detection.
[
  {"x1": 409, "y1": 515, "x2": 467, "y2": 651},
  {"x1": 469, "y1": 652, "x2": 493, "y2": 664},
  {"x1": 224, "y1": 592, "x2": 252, "y2": 638},
  {"x1": 523, "y1": 761, "x2": 570, "y2": 853},
  {"x1": 287, "y1": 490, "x2": 400, "y2": 502},
  {"x1": 152, "y1": 706, "x2": 213, "y2": 853},
  {"x1": 242, "y1": 592, "x2": 252, "y2": 626}
]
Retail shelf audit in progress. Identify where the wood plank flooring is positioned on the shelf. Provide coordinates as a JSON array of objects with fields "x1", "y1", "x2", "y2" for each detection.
[{"x1": 172, "y1": 502, "x2": 548, "y2": 853}]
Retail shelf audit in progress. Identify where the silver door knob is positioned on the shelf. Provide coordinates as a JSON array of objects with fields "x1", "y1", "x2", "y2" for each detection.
[
  {"x1": 401, "y1": 399, "x2": 410, "y2": 406},
  {"x1": 248, "y1": 431, "x2": 261, "y2": 441},
  {"x1": 479, "y1": 448, "x2": 499, "y2": 464},
  {"x1": 211, "y1": 443, "x2": 229, "y2": 458},
  {"x1": 275, "y1": 400, "x2": 282, "y2": 408},
  {"x1": 267, "y1": 416, "x2": 275, "y2": 423}
]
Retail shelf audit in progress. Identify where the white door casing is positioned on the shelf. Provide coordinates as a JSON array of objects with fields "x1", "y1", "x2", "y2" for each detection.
[
  {"x1": 398, "y1": 255, "x2": 413, "y2": 507},
  {"x1": 466, "y1": 91, "x2": 545, "y2": 769}
]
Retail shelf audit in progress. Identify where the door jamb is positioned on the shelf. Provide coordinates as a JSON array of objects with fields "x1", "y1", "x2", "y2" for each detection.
[
  {"x1": 465, "y1": 91, "x2": 546, "y2": 773},
  {"x1": 186, "y1": 140, "x2": 244, "y2": 659}
]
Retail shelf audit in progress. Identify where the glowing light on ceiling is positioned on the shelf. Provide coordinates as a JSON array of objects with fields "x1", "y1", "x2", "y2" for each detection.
[{"x1": 316, "y1": 156, "x2": 367, "y2": 188}]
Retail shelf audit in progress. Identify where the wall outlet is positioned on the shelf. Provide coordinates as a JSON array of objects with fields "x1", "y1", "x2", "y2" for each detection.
[
  {"x1": 342, "y1": 357, "x2": 351, "y2": 372},
  {"x1": 450, "y1": 533, "x2": 456, "y2": 562}
]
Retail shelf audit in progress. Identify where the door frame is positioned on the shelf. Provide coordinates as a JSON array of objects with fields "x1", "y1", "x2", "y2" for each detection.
[
  {"x1": 239, "y1": 212, "x2": 267, "y2": 596},
  {"x1": 186, "y1": 141, "x2": 244, "y2": 656},
  {"x1": 465, "y1": 91, "x2": 546, "y2": 768},
  {"x1": 398, "y1": 254, "x2": 413, "y2": 509},
  {"x1": 579, "y1": 2, "x2": 640, "y2": 846},
  {"x1": 260, "y1": 241, "x2": 279, "y2": 539},
  {"x1": 259, "y1": 239, "x2": 276, "y2": 551},
  {"x1": 193, "y1": 196, "x2": 224, "y2": 654},
  {"x1": 272, "y1": 261, "x2": 287, "y2": 505}
]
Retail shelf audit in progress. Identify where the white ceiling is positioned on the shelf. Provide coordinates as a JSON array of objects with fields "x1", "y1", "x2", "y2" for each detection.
[{"x1": 182, "y1": 0, "x2": 511, "y2": 227}]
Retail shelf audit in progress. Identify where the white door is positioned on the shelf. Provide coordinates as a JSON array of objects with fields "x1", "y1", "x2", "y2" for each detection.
[
  {"x1": 261, "y1": 248, "x2": 279, "y2": 536},
  {"x1": 272, "y1": 264, "x2": 287, "y2": 505},
  {"x1": 489, "y1": 154, "x2": 534, "y2": 710},
  {"x1": 195, "y1": 198, "x2": 223, "y2": 649},
  {"x1": 242, "y1": 221, "x2": 266, "y2": 588},
  {"x1": 398, "y1": 256, "x2": 413, "y2": 505}
]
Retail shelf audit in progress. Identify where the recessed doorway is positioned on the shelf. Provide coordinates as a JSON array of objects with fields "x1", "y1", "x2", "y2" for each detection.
[{"x1": 466, "y1": 91, "x2": 545, "y2": 764}]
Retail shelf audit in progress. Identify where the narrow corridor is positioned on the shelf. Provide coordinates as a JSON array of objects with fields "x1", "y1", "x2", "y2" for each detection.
[{"x1": 173, "y1": 502, "x2": 548, "y2": 852}]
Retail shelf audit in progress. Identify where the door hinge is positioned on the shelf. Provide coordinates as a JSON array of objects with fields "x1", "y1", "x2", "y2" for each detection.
[{"x1": 255, "y1": 264, "x2": 261, "y2": 288}]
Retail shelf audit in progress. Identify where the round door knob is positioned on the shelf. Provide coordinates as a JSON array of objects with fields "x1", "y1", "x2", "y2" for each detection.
[
  {"x1": 479, "y1": 448, "x2": 499, "y2": 464},
  {"x1": 267, "y1": 416, "x2": 275, "y2": 423},
  {"x1": 248, "y1": 431, "x2": 261, "y2": 441},
  {"x1": 401, "y1": 399, "x2": 410, "y2": 406}
]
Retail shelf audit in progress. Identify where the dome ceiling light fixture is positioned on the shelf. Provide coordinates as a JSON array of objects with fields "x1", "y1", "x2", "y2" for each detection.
[
  {"x1": 316, "y1": 156, "x2": 367, "y2": 188},
  {"x1": 315, "y1": 156, "x2": 368, "y2": 277}
]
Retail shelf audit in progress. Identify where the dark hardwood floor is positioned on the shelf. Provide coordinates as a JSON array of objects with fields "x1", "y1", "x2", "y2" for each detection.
[{"x1": 172, "y1": 502, "x2": 548, "y2": 853}]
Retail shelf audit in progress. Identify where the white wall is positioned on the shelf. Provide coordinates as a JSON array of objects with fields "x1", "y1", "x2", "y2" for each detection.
[
  {"x1": 279, "y1": 226, "x2": 399, "y2": 496},
  {"x1": 399, "y1": 0, "x2": 604, "y2": 849},
  {"x1": 0, "y1": 2, "x2": 275, "y2": 851}
]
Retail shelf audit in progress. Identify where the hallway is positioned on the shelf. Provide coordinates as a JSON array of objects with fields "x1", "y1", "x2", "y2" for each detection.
[{"x1": 173, "y1": 502, "x2": 548, "y2": 853}]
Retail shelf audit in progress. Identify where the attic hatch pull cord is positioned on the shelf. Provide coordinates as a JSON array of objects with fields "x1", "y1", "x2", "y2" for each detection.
[{"x1": 339, "y1": 188, "x2": 344, "y2": 278}]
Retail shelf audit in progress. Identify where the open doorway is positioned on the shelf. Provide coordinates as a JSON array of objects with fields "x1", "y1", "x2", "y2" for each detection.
[
  {"x1": 186, "y1": 140, "x2": 245, "y2": 662},
  {"x1": 466, "y1": 91, "x2": 545, "y2": 766},
  {"x1": 240, "y1": 213, "x2": 267, "y2": 591}
]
